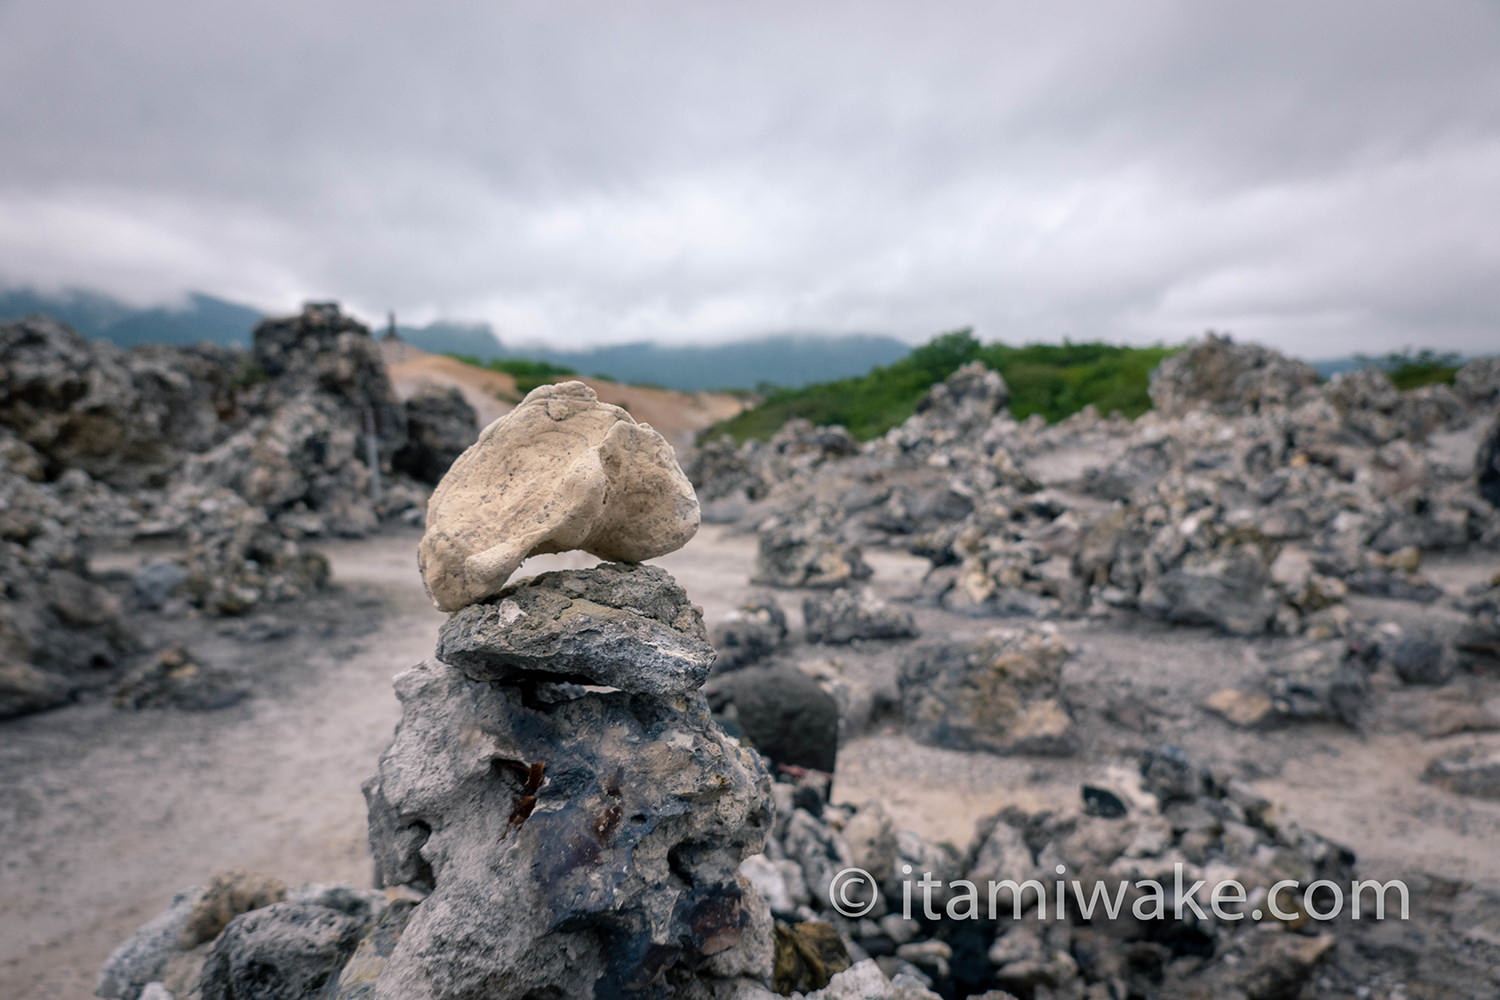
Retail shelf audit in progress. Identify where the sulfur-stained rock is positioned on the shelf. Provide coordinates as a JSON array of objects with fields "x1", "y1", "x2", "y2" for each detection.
[
  {"x1": 418, "y1": 381, "x2": 700, "y2": 611},
  {"x1": 436, "y1": 562, "x2": 715, "y2": 696}
]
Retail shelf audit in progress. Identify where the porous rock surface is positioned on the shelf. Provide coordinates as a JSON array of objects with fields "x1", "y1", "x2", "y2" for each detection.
[
  {"x1": 419, "y1": 380, "x2": 700, "y2": 611},
  {"x1": 436, "y1": 562, "x2": 715, "y2": 696},
  {"x1": 363, "y1": 656, "x2": 773, "y2": 999}
]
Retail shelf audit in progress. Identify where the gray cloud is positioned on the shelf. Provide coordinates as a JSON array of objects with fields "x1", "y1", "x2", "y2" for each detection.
[{"x1": 1, "y1": 0, "x2": 1497, "y2": 356}]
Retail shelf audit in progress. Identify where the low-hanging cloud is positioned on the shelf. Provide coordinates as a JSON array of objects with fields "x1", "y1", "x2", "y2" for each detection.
[{"x1": 1, "y1": 0, "x2": 1496, "y2": 356}]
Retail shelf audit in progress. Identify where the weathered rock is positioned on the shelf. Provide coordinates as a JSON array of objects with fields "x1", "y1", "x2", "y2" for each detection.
[
  {"x1": 909, "y1": 362, "x2": 1009, "y2": 436},
  {"x1": 97, "y1": 886, "x2": 209, "y2": 1000},
  {"x1": 181, "y1": 396, "x2": 381, "y2": 537},
  {"x1": 112, "y1": 646, "x2": 248, "y2": 711},
  {"x1": 0, "y1": 317, "x2": 230, "y2": 488},
  {"x1": 1148, "y1": 333, "x2": 1320, "y2": 417},
  {"x1": 707, "y1": 665, "x2": 841, "y2": 773},
  {"x1": 1137, "y1": 546, "x2": 1281, "y2": 636},
  {"x1": 197, "y1": 901, "x2": 365, "y2": 1000},
  {"x1": 180, "y1": 872, "x2": 289, "y2": 948},
  {"x1": 1456, "y1": 356, "x2": 1500, "y2": 408},
  {"x1": 437, "y1": 563, "x2": 715, "y2": 696},
  {"x1": 803, "y1": 589, "x2": 918, "y2": 645},
  {"x1": 772, "y1": 920, "x2": 851, "y2": 994},
  {"x1": 363, "y1": 656, "x2": 772, "y2": 999},
  {"x1": 393, "y1": 385, "x2": 478, "y2": 485},
  {"x1": 1456, "y1": 577, "x2": 1500, "y2": 665},
  {"x1": 1424, "y1": 746, "x2": 1500, "y2": 800},
  {"x1": 0, "y1": 467, "x2": 135, "y2": 717},
  {"x1": 419, "y1": 381, "x2": 700, "y2": 611},
  {"x1": 753, "y1": 520, "x2": 872, "y2": 589},
  {"x1": 329, "y1": 898, "x2": 417, "y2": 1000},
  {"x1": 251, "y1": 302, "x2": 406, "y2": 461},
  {"x1": 1479, "y1": 412, "x2": 1500, "y2": 508},
  {"x1": 176, "y1": 490, "x2": 331, "y2": 616},
  {"x1": 710, "y1": 594, "x2": 790, "y2": 673},
  {"x1": 898, "y1": 628, "x2": 1075, "y2": 755}
]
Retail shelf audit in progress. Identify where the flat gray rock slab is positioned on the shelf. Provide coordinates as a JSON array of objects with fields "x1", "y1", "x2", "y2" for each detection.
[{"x1": 437, "y1": 562, "x2": 715, "y2": 696}]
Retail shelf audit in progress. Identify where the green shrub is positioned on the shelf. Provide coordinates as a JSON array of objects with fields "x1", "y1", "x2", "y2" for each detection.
[
  {"x1": 448, "y1": 354, "x2": 578, "y2": 394},
  {"x1": 703, "y1": 331, "x2": 1176, "y2": 444},
  {"x1": 1355, "y1": 348, "x2": 1462, "y2": 391}
]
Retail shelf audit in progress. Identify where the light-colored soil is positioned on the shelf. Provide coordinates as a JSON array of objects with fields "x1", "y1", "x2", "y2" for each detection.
[
  {"x1": 3, "y1": 526, "x2": 1498, "y2": 998},
  {"x1": 381, "y1": 340, "x2": 748, "y2": 450}
]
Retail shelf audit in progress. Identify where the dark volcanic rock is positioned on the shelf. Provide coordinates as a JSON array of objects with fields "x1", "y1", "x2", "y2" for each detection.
[
  {"x1": 710, "y1": 594, "x2": 790, "y2": 673},
  {"x1": 251, "y1": 302, "x2": 406, "y2": 459},
  {"x1": 753, "y1": 519, "x2": 873, "y2": 589},
  {"x1": 393, "y1": 385, "x2": 478, "y2": 485},
  {"x1": 802, "y1": 588, "x2": 918, "y2": 644},
  {"x1": 898, "y1": 627, "x2": 1075, "y2": 755},
  {"x1": 1148, "y1": 332, "x2": 1320, "y2": 417},
  {"x1": 198, "y1": 901, "x2": 364, "y2": 1000},
  {"x1": 1424, "y1": 746, "x2": 1500, "y2": 800},
  {"x1": 0, "y1": 316, "x2": 234, "y2": 488},
  {"x1": 112, "y1": 646, "x2": 248, "y2": 711},
  {"x1": 1479, "y1": 412, "x2": 1500, "y2": 508},
  {"x1": 362, "y1": 657, "x2": 772, "y2": 999},
  {"x1": 436, "y1": 563, "x2": 715, "y2": 696},
  {"x1": 707, "y1": 664, "x2": 840, "y2": 773},
  {"x1": 0, "y1": 466, "x2": 135, "y2": 717}
]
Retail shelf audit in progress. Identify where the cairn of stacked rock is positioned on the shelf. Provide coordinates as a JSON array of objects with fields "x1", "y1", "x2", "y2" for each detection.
[{"x1": 365, "y1": 382, "x2": 775, "y2": 998}]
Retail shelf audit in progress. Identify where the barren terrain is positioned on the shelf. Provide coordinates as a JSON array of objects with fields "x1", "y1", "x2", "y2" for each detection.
[{"x1": 4, "y1": 519, "x2": 1498, "y2": 999}]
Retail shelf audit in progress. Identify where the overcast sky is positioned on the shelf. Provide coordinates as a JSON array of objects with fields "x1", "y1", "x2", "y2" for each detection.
[{"x1": 2, "y1": 1, "x2": 1497, "y2": 356}]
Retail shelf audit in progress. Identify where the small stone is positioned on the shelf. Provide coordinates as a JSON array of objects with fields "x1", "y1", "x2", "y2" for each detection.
[
  {"x1": 1424, "y1": 746, "x2": 1500, "y2": 800},
  {"x1": 803, "y1": 589, "x2": 919, "y2": 644},
  {"x1": 1202, "y1": 688, "x2": 1275, "y2": 728}
]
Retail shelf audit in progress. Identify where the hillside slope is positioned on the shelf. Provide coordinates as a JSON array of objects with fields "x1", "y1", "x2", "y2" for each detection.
[{"x1": 381, "y1": 340, "x2": 748, "y2": 450}]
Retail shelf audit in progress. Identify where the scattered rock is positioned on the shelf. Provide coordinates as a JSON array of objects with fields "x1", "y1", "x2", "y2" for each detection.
[
  {"x1": 772, "y1": 920, "x2": 851, "y2": 994},
  {"x1": 753, "y1": 519, "x2": 873, "y2": 589},
  {"x1": 393, "y1": 385, "x2": 478, "y2": 485},
  {"x1": 1424, "y1": 746, "x2": 1500, "y2": 800},
  {"x1": 197, "y1": 901, "x2": 365, "y2": 1000},
  {"x1": 710, "y1": 595, "x2": 790, "y2": 673},
  {"x1": 898, "y1": 627, "x2": 1075, "y2": 755},
  {"x1": 112, "y1": 646, "x2": 248, "y2": 711},
  {"x1": 1149, "y1": 332, "x2": 1320, "y2": 417},
  {"x1": 803, "y1": 588, "x2": 918, "y2": 644},
  {"x1": 708, "y1": 664, "x2": 841, "y2": 773},
  {"x1": 1479, "y1": 412, "x2": 1500, "y2": 508}
]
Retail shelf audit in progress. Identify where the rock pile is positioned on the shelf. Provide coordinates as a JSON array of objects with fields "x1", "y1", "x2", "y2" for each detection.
[
  {"x1": 694, "y1": 337, "x2": 1499, "y2": 647},
  {"x1": 102, "y1": 379, "x2": 784, "y2": 999},
  {"x1": 1148, "y1": 332, "x2": 1320, "y2": 417},
  {"x1": 0, "y1": 304, "x2": 481, "y2": 717},
  {"x1": 0, "y1": 451, "x2": 135, "y2": 717}
]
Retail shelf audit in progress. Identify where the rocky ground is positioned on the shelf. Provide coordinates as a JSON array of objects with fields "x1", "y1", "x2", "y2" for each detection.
[{"x1": 3, "y1": 330, "x2": 1499, "y2": 998}]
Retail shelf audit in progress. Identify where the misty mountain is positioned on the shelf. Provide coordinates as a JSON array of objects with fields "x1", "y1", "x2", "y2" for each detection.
[
  {"x1": 0, "y1": 287, "x2": 264, "y2": 348},
  {"x1": 397, "y1": 327, "x2": 914, "y2": 391}
]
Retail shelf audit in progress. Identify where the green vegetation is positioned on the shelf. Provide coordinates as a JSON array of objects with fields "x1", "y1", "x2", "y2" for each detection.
[
  {"x1": 449, "y1": 354, "x2": 578, "y2": 394},
  {"x1": 1356, "y1": 348, "x2": 1463, "y2": 391},
  {"x1": 704, "y1": 330, "x2": 1177, "y2": 443}
]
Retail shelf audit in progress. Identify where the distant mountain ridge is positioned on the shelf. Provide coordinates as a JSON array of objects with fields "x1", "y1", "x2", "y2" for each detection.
[
  {"x1": 0, "y1": 285, "x2": 914, "y2": 391},
  {"x1": 0, "y1": 287, "x2": 265, "y2": 348}
]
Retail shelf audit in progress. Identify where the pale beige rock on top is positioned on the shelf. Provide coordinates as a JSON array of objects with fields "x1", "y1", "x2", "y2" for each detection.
[{"x1": 418, "y1": 381, "x2": 700, "y2": 612}]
